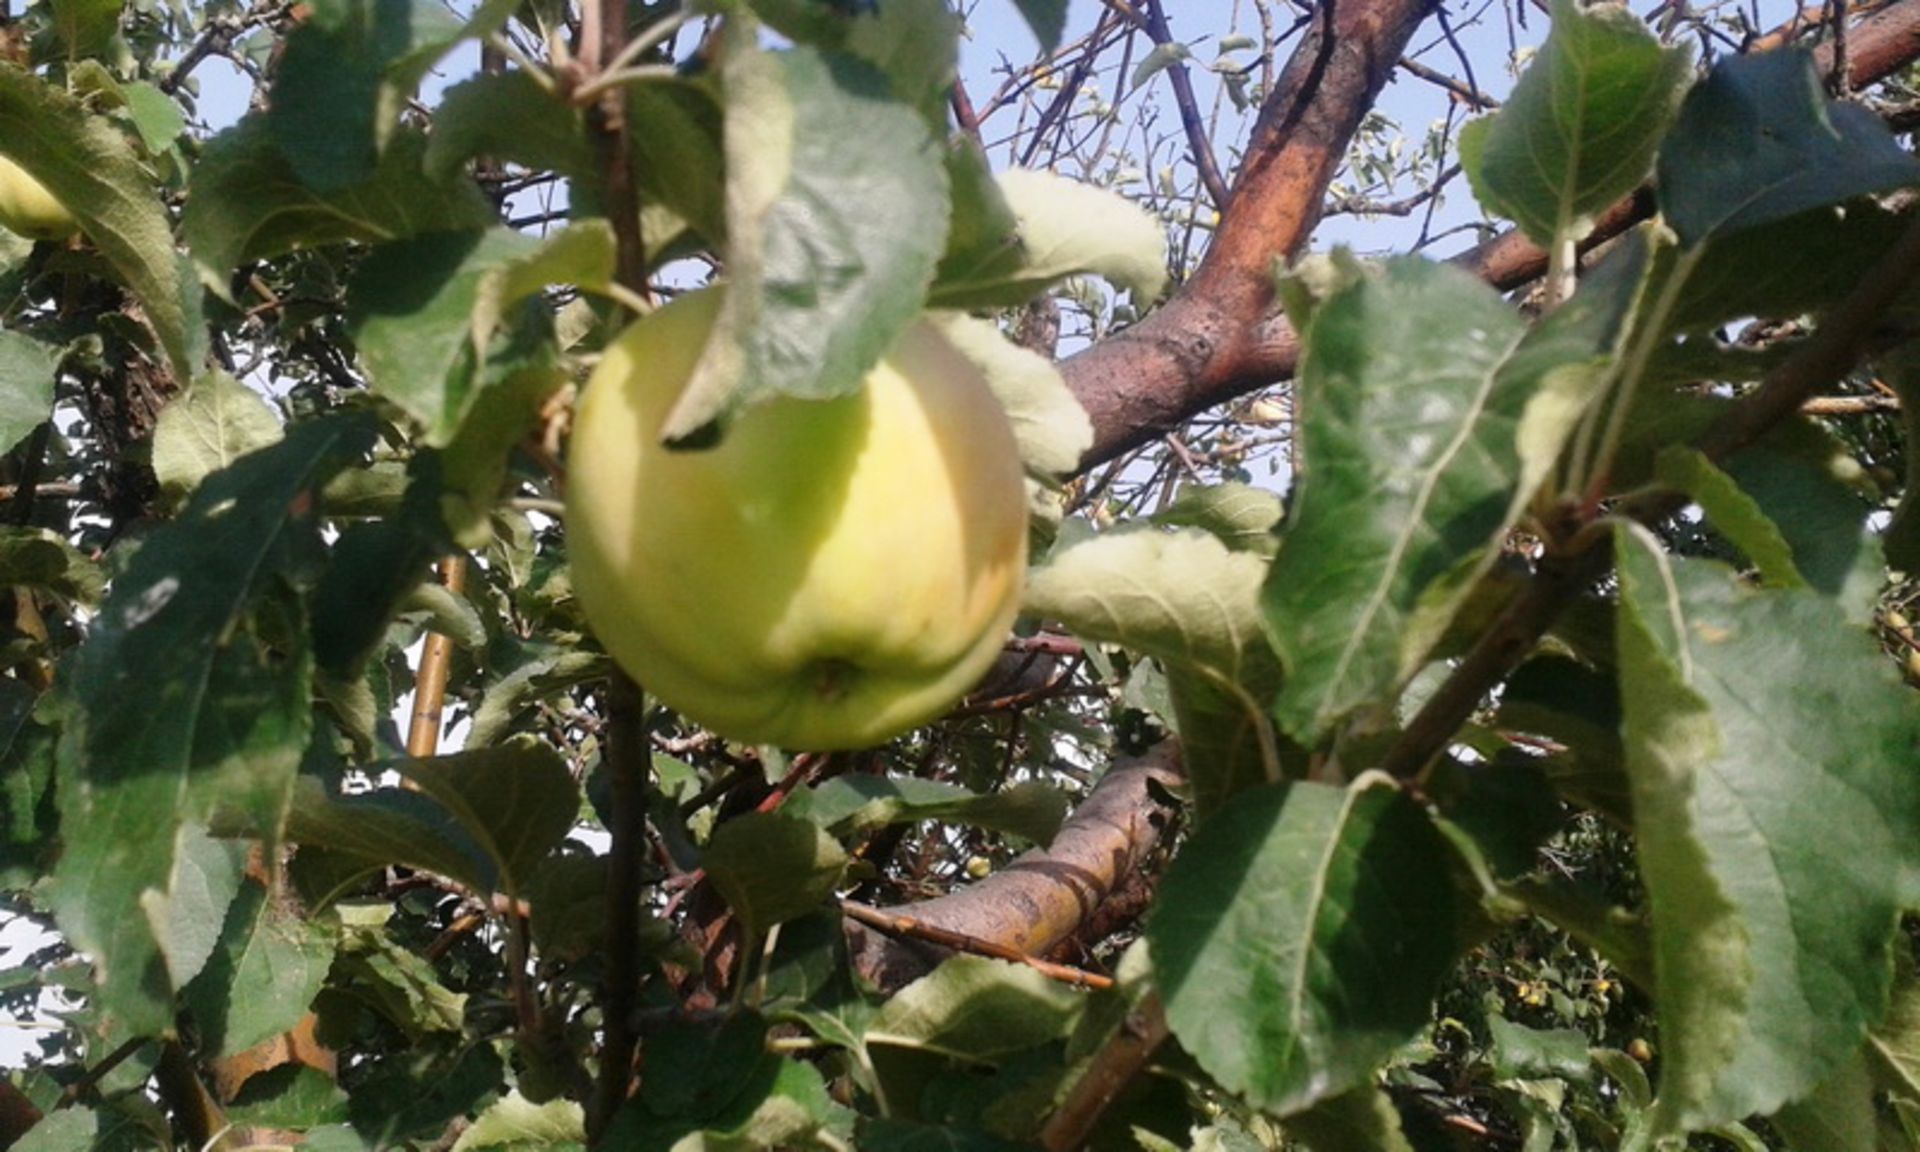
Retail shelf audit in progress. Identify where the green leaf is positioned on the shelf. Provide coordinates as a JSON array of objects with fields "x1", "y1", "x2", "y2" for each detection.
[
  {"x1": 0, "y1": 65, "x2": 192, "y2": 377},
  {"x1": 466, "y1": 650, "x2": 611, "y2": 749},
  {"x1": 1613, "y1": 523, "x2": 1920, "y2": 1130},
  {"x1": 398, "y1": 740, "x2": 580, "y2": 898},
  {"x1": 1488, "y1": 1016, "x2": 1592, "y2": 1081},
  {"x1": 931, "y1": 166, "x2": 1168, "y2": 310},
  {"x1": 1870, "y1": 951, "x2": 1920, "y2": 1102},
  {"x1": 156, "y1": 824, "x2": 247, "y2": 989},
  {"x1": 866, "y1": 954, "x2": 1086, "y2": 1060},
  {"x1": 1881, "y1": 346, "x2": 1920, "y2": 574},
  {"x1": 928, "y1": 312, "x2": 1091, "y2": 478},
  {"x1": 625, "y1": 80, "x2": 729, "y2": 250},
  {"x1": 309, "y1": 467, "x2": 450, "y2": 678},
  {"x1": 120, "y1": 82, "x2": 187, "y2": 155},
  {"x1": 52, "y1": 415, "x2": 373, "y2": 1035},
  {"x1": 50, "y1": 0, "x2": 120, "y2": 59},
  {"x1": 453, "y1": 1092, "x2": 586, "y2": 1150},
  {"x1": 1010, "y1": 0, "x2": 1068, "y2": 53},
  {"x1": 1263, "y1": 258, "x2": 1525, "y2": 743},
  {"x1": 1150, "y1": 776, "x2": 1466, "y2": 1116},
  {"x1": 185, "y1": 878, "x2": 338, "y2": 1057},
  {"x1": 184, "y1": 119, "x2": 496, "y2": 299},
  {"x1": 335, "y1": 904, "x2": 471, "y2": 1038},
  {"x1": 348, "y1": 228, "x2": 539, "y2": 444},
  {"x1": 1657, "y1": 49, "x2": 1920, "y2": 247},
  {"x1": 1152, "y1": 483, "x2": 1286, "y2": 558},
  {"x1": 287, "y1": 776, "x2": 497, "y2": 895},
  {"x1": 1654, "y1": 446, "x2": 1804, "y2": 587},
  {"x1": 1283, "y1": 1084, "x2": 1417, "y2": 1152},
  {"x1": 1458, "y1": 0, "x2": 1689, "y2": 246},
  {"x1": 151, "y1": 373, "x2": 285, "y2": 504},
  {"x1": 426, "y1": 69, "x2": 592, "y2": 181},
  {"x1": 1771, "y1": 1051, "x2": 1875, "y2": 1152},
  {"x1": 663, "y1": 34, "x2": 947, "y2": 439},
  {"x1": 703, "y1": 810, "x2": 847, "y2": 936},
  {"x1": 269, "y1": 0, "x2": 516, "y2": 191},
  {"x1": 0, "y1": 526, "x2": 103, "y2": 605},
  {"x1": 0, "y1": 328, "x2": 58, "y2": 454},
  {"x1": 804, "y1": 776, "x2": 1067, "y2": 844},
  {"x1": 1024, "y1": 525, "x2": 1279, "y2": 815},
  {"x1": 226, "y1": 1065, "x2": 352, "y2": 1129},
  {"x1": 347, "y1": 1042, "x2": 502, "y2": 1144},
  {"x1": 1131, "y1": 41, "x2": 1193, "y2": 94}
]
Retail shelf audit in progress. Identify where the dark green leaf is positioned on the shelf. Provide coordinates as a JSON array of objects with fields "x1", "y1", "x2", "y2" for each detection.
[
  {"x1": 703, "y1": 810, "x2": 847, "y2": 935},
  {"x1": 661, "y1": 37, "x2": 947, "y2": 438},
  {"x1": 1614, "y1": 523, "x2": 1920, "y2": 1130},
  {"x1": 1009, "y1": 0, "x2": 1069, "y2": 53},
  {"x1": 1655, "y1": 446, "x2": 1804, "y2": 587},
  {"x1": 0, "y1": 65, "x2": 192, "y2": 376},
  {"x1": 1150, "y1": 777, "x2": 1465, "y2": 1116},
  {"x1": 0, "y1": 328, "x2": 58, "y2": 454},
  {"x1": 52, "y1": 415, "x2": 373, "y2": 1035},
  {"x1": 184, "y1": 119, "x2": 496, "y2": 298},
  {"x1": 286, "y1": 775, "x2": 497, "y2": 894},
  {"x1": 50, "y1": 0, "x2": 120, "y2": 59},
  {"x1": 0, "y1": 527, "x2": 103, "y2": 605},
  {"x1": 347, "y1": 1042, "x2": 502, "y2": 1144},
  {"x1": 1657, "y1": 50, "x2": 1920, "y2": 247},
  {"x1": 398, "y1": 740, "x2": 580, "y2": 897},
  {"x1": 1283, "y1": 1085, "x2": 1417, "y2": 1152},
  {"x1": 226, "y1": 1064, "x2": 353, "y2": 1129},
  {"x1": 805, "y1": 776, "x2": 1066, "y2": 845},
  {"x1": 185, "y1": 878, "x2": 339, "y2": 1057},
  {"x1": 1263, "y1": 258, "x2": 1526, "y2": 743}
]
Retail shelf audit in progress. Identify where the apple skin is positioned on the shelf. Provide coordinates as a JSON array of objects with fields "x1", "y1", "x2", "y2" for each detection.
[
  {"x1": 0, "y1": 157, "x2": 78, "y2": 241},
  {"x1": 565, "y1": 287, "x2": 1029, "y2": 750}
]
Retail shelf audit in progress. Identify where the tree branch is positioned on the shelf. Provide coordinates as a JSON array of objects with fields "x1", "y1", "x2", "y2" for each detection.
[
  {"x1": 1061, "y1": 0, "x2": 1920, "y2": 474},
  {"x1": 847, "y1": 743, "x2": 1181, "y2": 991}
]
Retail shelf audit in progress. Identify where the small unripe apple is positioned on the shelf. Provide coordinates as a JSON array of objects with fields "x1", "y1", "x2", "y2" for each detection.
[
  {"x1": 566, "y1": 287, "x2": 1029, "y2": 750},
  {"x1": 0, "y1": 157, "x2": 79, "y2": 241}
]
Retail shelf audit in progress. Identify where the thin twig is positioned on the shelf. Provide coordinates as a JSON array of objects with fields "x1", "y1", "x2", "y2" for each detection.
[
  {"x1": 1142, "y1": 0, "x2": 1235, "y2": 208},
  {"x1": 840, "y1": 901, "x2": 1115, "y2": 990}
]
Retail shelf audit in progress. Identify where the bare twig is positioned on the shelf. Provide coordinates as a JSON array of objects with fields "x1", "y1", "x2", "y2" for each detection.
[
  {"x1": 841, "y1": 902, "x2": 1115, "y2": 990},
  {"x1": 1142, "y1": 0, "x2": 1235, "y2": 209}
]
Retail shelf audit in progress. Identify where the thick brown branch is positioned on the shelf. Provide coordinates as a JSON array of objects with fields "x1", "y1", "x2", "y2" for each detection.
[
  {"x1": 1062, "y1": 0, "x2": 1920, "y2": 474},
  {"x1": 1064, "y1": 0, "x2": 1439, "y2": 467},
  {"x1": 847, "y1": 743, "x2": 1181, "y2": 991}
]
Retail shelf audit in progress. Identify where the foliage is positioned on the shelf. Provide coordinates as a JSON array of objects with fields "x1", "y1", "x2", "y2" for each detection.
[{"x1": 0, "y1": 0, "x2": 1916, "y2": 1150}]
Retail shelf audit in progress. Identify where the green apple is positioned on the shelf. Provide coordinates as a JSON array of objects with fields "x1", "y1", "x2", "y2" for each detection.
[
  {"x1": 0, "y1": 156, "x2": 78, "y2": 241},
  {"x1": 565, "y1": 287, "x2": 1030, "y2": 750}
]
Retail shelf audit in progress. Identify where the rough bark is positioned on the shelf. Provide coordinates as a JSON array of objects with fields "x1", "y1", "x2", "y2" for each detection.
[{"x1": 849, "y1": 743, "x2": 1181, "y2": 990}]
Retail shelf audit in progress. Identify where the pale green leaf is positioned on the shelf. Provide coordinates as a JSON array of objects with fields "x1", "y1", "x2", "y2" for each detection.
[
  {"x1": 1284, "y1": 1084, "x2": 1417, "y2": 1152},
  {"x1": 185, "y1": 878, "x2": 339, "y2": 1057},
  {"x1": 453, "y1": 1092, "x2": 586, "y2": 1150},
  {"x1": 152, "y1": 373, "x2": 285, "y2": 503},
  {"x1": 1654, "y1": 446, "x2": 1805, "y2": 587},
  {"x1": 932, "y1": 166, "x2": 1168, "y2": 309},
  {"x1": 928, "y1": 311, "x2": 1091, "y2": 477},
  {"x1": 866, "y1": 954, "x2": 1086, "y2": 1060}
]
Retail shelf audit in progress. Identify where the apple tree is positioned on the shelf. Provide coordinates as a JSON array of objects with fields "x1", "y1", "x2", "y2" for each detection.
[{"x1": 1, "y1": 0, "x2": 1919, "y2": 1148}]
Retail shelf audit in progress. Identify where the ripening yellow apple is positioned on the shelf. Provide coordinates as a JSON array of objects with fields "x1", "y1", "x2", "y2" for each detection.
[
  {"x1": 565, "y1": 287, "x2": 1029, "y2": 750},
  {"x1": 0, "y1": 157, "x2": 78, "y2": 241}
]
